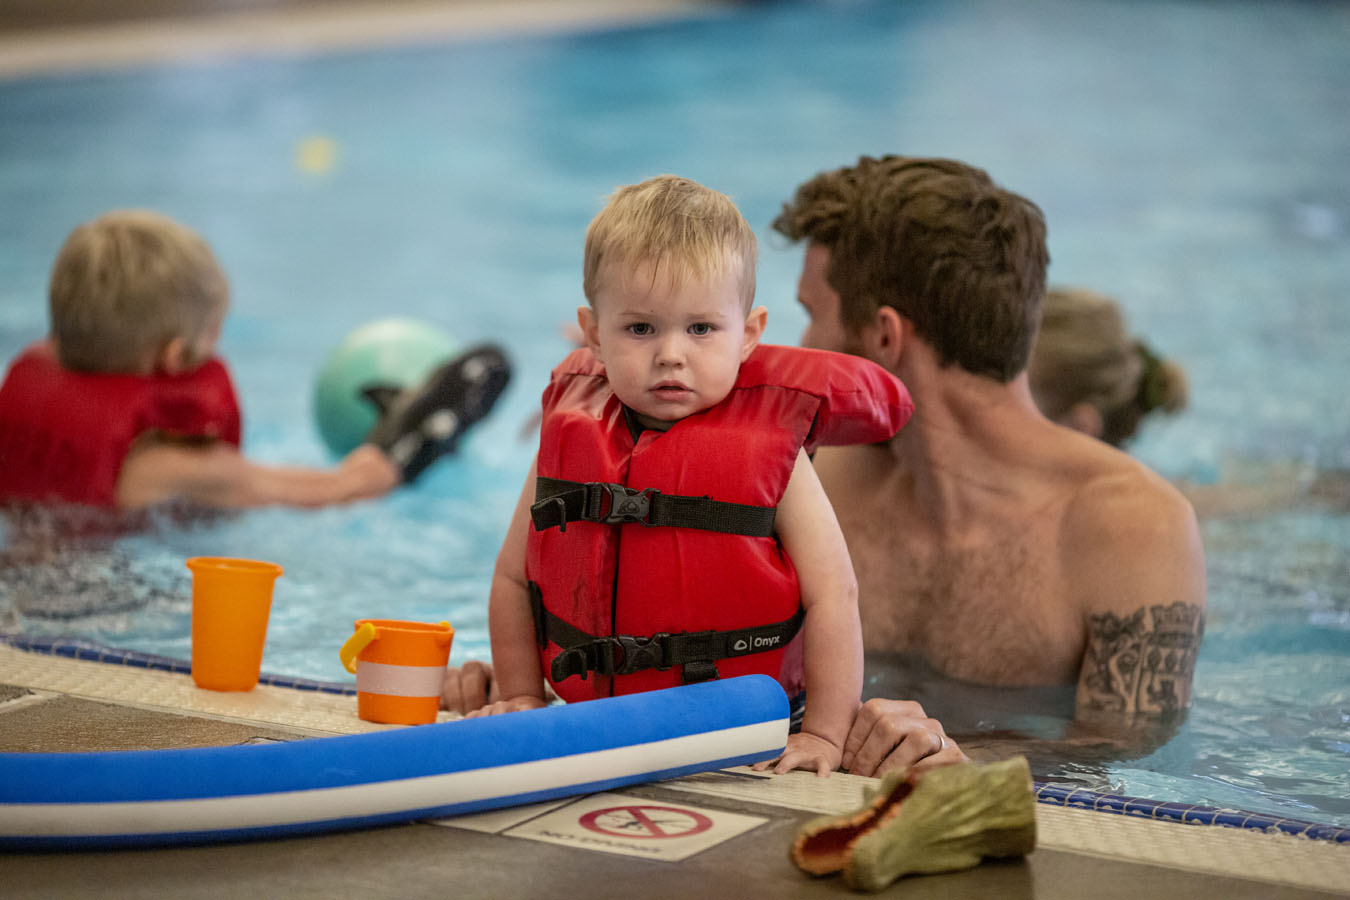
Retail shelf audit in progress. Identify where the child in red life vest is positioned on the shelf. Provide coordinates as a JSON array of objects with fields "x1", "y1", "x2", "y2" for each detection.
[
  {"x1": 470, "y1": 176, "x2": 913, "y2": 777},
  {"x1": 0, "y1": 210, "x2": 509, "y2": 511}
]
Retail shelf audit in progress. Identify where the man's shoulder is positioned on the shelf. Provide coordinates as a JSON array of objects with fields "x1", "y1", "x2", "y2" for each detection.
[
  {"x1": 1054, "y1": 437, "x2": 1205, "y2": 613},
  {"x1": 1061, "y1": 440, "x2": 1193, "y2": 536}
]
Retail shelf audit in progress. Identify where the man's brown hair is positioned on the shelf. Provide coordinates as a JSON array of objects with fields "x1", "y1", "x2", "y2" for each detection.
[{"x1": 773, "y1": 155, "x2": 1048, "y2": 382}]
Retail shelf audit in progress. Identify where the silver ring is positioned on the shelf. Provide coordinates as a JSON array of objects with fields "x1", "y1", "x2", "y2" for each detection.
[{"x1": 938, "y1": 734, "x2": 946, "y2": 753}]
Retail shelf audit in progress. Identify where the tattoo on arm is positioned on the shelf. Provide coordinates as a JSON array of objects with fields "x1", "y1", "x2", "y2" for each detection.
[{"x1": 1081, "y1": 603, "x2": 1204, "y2": 715}]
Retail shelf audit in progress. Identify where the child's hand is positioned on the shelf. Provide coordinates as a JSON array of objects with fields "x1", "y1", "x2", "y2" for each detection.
[
  {"x1": 441, "y1": 660, "x2": 498, "y2": 714},
  {"x1": 751, "y1": 731, "x2": 842, "y2": 777},
  {"x1": 464, "y1": 695, "x2": 549, "y2": 718},
  {"x1": 339, "y1": 444, "x2": 400, "y2": 497}
]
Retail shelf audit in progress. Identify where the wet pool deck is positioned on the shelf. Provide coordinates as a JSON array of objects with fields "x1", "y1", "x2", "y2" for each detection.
[{"x1": 2, "y1": 644, "x2": 1347, "y2": 899}]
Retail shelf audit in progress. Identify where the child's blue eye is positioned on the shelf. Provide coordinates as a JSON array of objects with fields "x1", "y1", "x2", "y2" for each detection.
[
  {"x1": 689, "y1": 323, "x2": 713, "y2": 336},
  {"x1": 629, "y1": 323, "x2": 652, "y2": 336}
]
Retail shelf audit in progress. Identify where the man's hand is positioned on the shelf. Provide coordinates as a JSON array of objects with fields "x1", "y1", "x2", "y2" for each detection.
[
  {"x1": 441, "y1": 660, "x2": 498, "y2": 714},
  {"x1": 842, "y1": 698, "x2": 967, "y2": 777}
]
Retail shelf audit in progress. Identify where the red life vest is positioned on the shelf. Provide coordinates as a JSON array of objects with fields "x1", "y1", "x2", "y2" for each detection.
[
  {"x1": 527, "y1": 343, "x2": 914, "y2": 703},
  {"x1": 0, "y1": 341, "x2": 242, "y2": 508}
]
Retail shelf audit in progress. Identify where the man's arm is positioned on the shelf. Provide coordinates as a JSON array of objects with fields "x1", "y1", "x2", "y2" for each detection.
[
  {"x1": 1069, "y1": 471, "x2": 1207, "y2": 720},
  {"x1": 114, "y1": 438, "x2": 399, "y2": 510}
]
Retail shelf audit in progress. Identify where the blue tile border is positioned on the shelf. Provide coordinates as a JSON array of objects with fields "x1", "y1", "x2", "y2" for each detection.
[
  {"x1": 0, "y1": 632, "x2": 356, "y2": 696},
  {"x1": 1033, "y1": 782, "x2": 1350, "y2": 844},
  {"x1": 4, "y1": 632, "x2": 1347, "y2": 844}
]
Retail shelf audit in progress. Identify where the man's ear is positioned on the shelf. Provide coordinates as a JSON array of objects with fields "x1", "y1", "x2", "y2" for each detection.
[
  {"x1": 576, "y1": 306, "x2": 602, "y2": 360},
  {"x1": 864, "y1": 305, "x2": 906, "y2": 370},
  {"x1": 1063, "y1": 402, "x2": 1105, "y2": 439},
  {"x1": 740, "y1": 305, "x2": 768, "y2": 362},
  {"x1": 157, "y1": 337, "x2": 188, "y2": 375}
]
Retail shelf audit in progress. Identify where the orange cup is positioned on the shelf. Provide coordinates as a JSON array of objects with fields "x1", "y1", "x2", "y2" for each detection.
[
  {"x1": 187, "y1": 557, "x2": 284, "y2": 692},
  {"x1": 339, "y1": 619, "x2": 454, "y2": 725}
]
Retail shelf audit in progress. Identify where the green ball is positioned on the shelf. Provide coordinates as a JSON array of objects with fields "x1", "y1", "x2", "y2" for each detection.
[{"x1": 313, "y1": 318, "x2": 459, "y2": 456}]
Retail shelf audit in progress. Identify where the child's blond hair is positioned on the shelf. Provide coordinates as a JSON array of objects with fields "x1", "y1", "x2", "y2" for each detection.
[
  {"x1": 48, "y1": 209, "x2": 229, "y2": 373},
  {"x1": 583, "y1": 175, "x2": 757, "y2": 312}
]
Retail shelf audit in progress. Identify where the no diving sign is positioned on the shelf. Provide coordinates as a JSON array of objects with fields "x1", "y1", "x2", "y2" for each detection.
[
  {"x1": 504, "y1": 793, "x2": 766, "y2": 861},
  {"x1": 579, "y1": 804, "x2": 713, "y2": 839}
]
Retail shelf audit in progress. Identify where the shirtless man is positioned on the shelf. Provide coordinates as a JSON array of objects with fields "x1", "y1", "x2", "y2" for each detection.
[{"x1": 773, "y1": 156, "x2": 1206, "y2": 770}]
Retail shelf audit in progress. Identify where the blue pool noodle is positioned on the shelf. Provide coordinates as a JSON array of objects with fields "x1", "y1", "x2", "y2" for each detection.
[{"x1": 0, "y1": 674, "x2": 788, "y2": 850}]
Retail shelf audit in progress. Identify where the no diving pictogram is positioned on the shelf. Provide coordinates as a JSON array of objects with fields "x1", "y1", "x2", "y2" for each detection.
[{"x1": 579, "y1": 805, "x2": 714, "y2": 839}]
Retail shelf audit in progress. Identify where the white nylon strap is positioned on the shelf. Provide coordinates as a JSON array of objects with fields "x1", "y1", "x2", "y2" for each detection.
[{"x1": 356, "y1": 661, "x2": 444, "y2": 698}]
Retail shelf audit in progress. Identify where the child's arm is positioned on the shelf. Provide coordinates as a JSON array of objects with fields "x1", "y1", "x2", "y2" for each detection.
[
  {"x1": 757, "y1": 447, "x2": 863, "y2": 776},
  {"x1": 114, "y1": 438, "x2": 399, "y2": 510},
  {"x1": 466, "y1": 456, "x2": 549, "y2": 716}
]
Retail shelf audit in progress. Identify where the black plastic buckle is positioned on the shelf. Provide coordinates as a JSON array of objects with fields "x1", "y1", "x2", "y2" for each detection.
[
  {"x1": 585, "y1": 482, "x2": 658, "y2": 526},
  {"x1": 551, "y1": 633, "x2": 674, "y2": 682},
  {"x1": 609, "y1": 633, "x2": 673, "y2": 675}
]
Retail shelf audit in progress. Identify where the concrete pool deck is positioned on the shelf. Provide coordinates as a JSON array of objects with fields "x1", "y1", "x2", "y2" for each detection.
[{"x1": 2, "y1": 644, "x2": 1347, "y2": 899}]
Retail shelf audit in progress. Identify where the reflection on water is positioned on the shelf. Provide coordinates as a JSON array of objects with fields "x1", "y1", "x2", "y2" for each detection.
[
  {"x1": 1, "y1": 505, "x2": 192, "y2": 618},
  {"x1": 864, "y1": 651, "x2": 1173, "y2": 793},
  {"x1": 4, "y1": 547, "x2": 179, "y2": 620},
  {"x1": 0, "y1": 505, "x2": 213, "y2": 654},
  {"x1": 1, "y1": 471, "x2": 513, "y2": 680},
  {"x1": 865, "y1": 652, "x2": 1078, "y2": 740}
]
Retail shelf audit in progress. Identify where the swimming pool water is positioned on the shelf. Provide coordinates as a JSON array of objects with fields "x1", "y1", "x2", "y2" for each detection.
[{"x1": 1, "y1": 0, "x2": 1347, "y2": 828}]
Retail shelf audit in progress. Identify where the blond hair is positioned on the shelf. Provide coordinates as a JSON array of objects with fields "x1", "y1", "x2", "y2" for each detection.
[
  {"x1": 583, "y1": 175, "x2": 757, "y2": 312},
  {"x1": 1029, "y1": 287, "x2": 1188, "y2": 446},
  {"x1": 48, "y1": 210, "x2": 229, "y2": 373}
]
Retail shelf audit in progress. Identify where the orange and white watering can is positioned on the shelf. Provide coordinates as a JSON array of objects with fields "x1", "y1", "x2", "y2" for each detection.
[{"x1": 339, "y1": 619, "x2": 454, "y2": 725}]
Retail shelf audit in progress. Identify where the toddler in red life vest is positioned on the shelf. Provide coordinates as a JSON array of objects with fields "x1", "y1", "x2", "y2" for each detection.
[
  {"x1": 468, "y1": 176, "x2": 914, "y2": 777},
  {"x1": 0, "y1": 209, "x2": 509, "y2": 512}
]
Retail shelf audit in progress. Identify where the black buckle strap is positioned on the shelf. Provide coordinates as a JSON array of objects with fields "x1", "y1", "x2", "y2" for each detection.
[
  {"x1": 680, "y1": 660, "x2": 721, "y2": 685},
  {"x1": 531, "y1": 476, "x2": 776, "y2": 537},
  {"x1": 551, "y1": 631, "x2": 685, "y2": 681},
  {"x1": 589, "y1": 483, "x2": 657, "y2": 525},
  {"x1": 531, "y1": 480, "x2": 657, "y2": 532},
  {"x1": 528, "y1": 581, "x2": 547, "y2": 647},
  {"x1": 533, "y1": 593, "x2": 805, "y2": 685}
]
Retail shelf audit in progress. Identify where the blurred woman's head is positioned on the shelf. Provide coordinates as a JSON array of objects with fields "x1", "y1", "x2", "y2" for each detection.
[{"x1": 1029, "y1": 287, "x2": 1188, "y2": 447}]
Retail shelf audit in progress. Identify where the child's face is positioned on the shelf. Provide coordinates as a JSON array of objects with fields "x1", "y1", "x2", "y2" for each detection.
[{"x1": 580, "y1": 260, "x2": 765, "y2": 431}]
